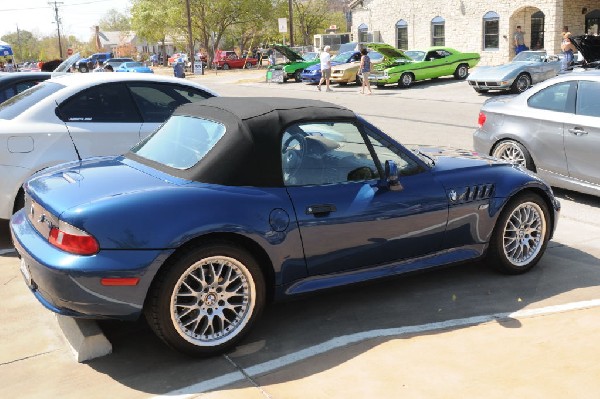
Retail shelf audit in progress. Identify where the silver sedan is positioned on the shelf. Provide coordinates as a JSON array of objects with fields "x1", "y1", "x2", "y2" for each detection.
[{"x1": 473, "y1": 71, "x2": 600, "y2": 197}]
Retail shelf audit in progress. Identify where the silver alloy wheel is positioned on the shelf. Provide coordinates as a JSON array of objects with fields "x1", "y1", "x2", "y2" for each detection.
[
  {"x1": 170, "y1": 256, "x2": 256, "y2": 347},
  {"x1": 502, "y1": 202, "x2": 546, "y2": 267},
  {"x1": 401, "y1": 73, "x2": 413, "y2": 86},
  {"x1": 493, "y1": 141, "x2": 526, "y2": 166},
  {"x1": 457, "y1": 65, "x2": 468, "y2": 78},
  {"x1": 515, "y1": 74, "x2": 531, "y2": 92}
]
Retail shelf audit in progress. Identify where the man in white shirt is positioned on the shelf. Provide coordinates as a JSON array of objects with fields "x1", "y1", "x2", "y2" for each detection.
[{"x1": 317, "y1": 45, "x2": 333, "y2": 92}]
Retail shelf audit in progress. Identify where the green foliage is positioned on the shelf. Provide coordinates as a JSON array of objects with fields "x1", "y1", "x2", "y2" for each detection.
[
  {"x1": 1, "y1": 30, "x2": 92, "y2": 61},
  {"x1": 99, "y1": 9, "x2": 132, "y2": 31}
]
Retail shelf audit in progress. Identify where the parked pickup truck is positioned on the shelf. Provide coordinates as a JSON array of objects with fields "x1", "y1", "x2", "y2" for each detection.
[{"x1": 76, "y1": 52, "x2": 113, "y2": 72}]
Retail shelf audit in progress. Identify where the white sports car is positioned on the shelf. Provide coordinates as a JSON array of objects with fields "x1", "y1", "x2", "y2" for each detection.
[{"x1": 0, "y1": 72, "x2": 217, "y2": 220}]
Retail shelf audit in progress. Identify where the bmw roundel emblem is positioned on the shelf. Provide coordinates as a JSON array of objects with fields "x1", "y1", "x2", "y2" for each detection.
[{"x1": 448, "y1": 190, "x2": 458, "y2": 202}]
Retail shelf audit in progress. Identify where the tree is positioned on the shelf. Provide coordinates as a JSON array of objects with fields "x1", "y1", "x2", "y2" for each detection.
[
  {"x1": 99, "y1": 9, "x2": 132, "y2": 31},
  {"x1": 131, "y1": 0, "x2": 180, "y2": 65}
]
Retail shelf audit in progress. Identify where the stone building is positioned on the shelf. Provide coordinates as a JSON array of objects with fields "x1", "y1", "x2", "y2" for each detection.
[{"x1": 349, "y1": 0, "x2": 600, "y2": 65}]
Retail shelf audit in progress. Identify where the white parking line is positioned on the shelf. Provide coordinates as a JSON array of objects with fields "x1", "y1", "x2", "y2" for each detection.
[{"x1": 152, "y1": 299, "x2": 600, "y2": 399}]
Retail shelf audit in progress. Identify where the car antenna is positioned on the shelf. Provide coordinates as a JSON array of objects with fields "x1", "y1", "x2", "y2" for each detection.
[{"x1": 54, "y1": 101, "x2": 82, "y2": 162}]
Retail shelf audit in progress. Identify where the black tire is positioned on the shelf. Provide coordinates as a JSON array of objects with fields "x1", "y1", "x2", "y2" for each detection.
[
  {"x1": 355, "y1": 74, "x2": 362, "y2": 85},
  {"x1": 145, "y1": 241, "x2": 266, "y2": 356},
  {"x1": 294, "y1": 70, "x2": 302, "y2": 82},
  {"x1": 13, "y1": 188, "x2": 25, "y2": 214},
  {"x1": 222, "y1": 63, "x2": 230, "y2": 70},
  {"x1": 244, "y1": 61, "x2": 252, "y2": 69},
  {"x1": 454, "y1": 64, "x2": 469, "y2": 80},
  {"x1": 79, "y1": 65, "x2": 88, "y2": 73},
  {"x1": 486, "y1": 193, "x2": 551, "y2": 274},
  {"x1": 511, "y1": 73, "x2": 531, "y2": 94},
  {"x1": 492, "y1": 139, "x2": 536, "y2": 172},
  {"x1": 398, "y1": 72, "x2": 413, "y2": 88}
]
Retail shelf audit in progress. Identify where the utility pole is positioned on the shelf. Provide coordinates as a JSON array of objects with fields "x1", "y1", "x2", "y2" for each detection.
[
  {"x1": 185, "y1": 0, "x2": 194, "y2": 73},
  {"x1": 49, "y1": 1, "x2": 64, "y2": 58},
  {"x1": 288, "y1": 0, "x2": 294, "y2": 46}
]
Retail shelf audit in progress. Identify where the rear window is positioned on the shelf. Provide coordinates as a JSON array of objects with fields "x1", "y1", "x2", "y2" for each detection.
[
  {"x1": 130, "y1": 115, "x2": 226, "y2": 169},
  {"x1": 0, "y1": 81, "x2": 64, "y2": 120}
]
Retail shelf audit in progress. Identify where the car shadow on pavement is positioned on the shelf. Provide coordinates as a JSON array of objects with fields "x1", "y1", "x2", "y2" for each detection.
[{"x1": 88, "y1": 242, "x2": 600, "y2": 396}]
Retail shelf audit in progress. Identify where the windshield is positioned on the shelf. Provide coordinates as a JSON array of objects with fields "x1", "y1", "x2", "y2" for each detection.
[
  {"x1": 369, "y1": 51, "x2": 384, "y2": 61},
  {"x1": 332, "y1": 51, "x2": 355, "y2": 62},
  {"x1": 302, "y1": 52, "x2": 319, "y2": 61},
  {"x1": 0, "y1": 81, "x2": 64, "y2": 120},
  {"x1": 513, "y1": 51, "x2": 546, "y2": 62},
  {"x1": 124, "y1": 62, "x2": 144, "y2": 68},
  {"x1": 404, "y1": 51, "x2": 425, "y2": 61},
  {"x1": 131, "y1": 115, "x2": 226, "y2": 170}
]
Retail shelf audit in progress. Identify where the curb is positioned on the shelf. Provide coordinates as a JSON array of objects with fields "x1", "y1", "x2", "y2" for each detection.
[{"x1": 56, "y1": 315, "x2": 112, "y2": 362}]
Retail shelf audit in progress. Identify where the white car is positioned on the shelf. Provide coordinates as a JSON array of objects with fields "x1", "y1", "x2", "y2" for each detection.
[{"x1": 0, "y1": 72, "x2": 217, "y2": 220}]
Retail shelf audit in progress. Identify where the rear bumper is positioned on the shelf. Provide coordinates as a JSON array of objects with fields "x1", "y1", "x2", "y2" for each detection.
[{"x1": 10, "y1": 210, "x2": 172, "y2": 320}]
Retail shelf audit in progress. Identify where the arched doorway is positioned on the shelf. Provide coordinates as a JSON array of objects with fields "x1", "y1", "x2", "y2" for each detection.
[
  {"x1": 531, "y1": 11, "x2": 545, "y2": 50},
  {"x1": 510, "y1": 6, "x2": 543, "y2": 56},
  {"x1": 586, "y1": 9, "x2": 600, "y2": 35}
]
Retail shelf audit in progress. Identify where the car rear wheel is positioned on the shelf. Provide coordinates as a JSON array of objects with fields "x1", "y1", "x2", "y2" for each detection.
[
  {"x1": 222, "y1": 63, "x2": 230, "y2": 70},
  {"x1": 398, "y1": 73, "x2": 413, "y2": 88},
  {"x1": 454, "y1": 64, "x2": 469, "y2": 79},
  {"x1": 492, "y1": 140, "x2": 535, "y2": 171},
  {"x1": 294, "y1": 70, "x2": 302, "y2": 82},
  {"x1": 244, "y1": 61, "x2": 252, "y2": 69},
  {"x1": 511, "y1": 73, "x2": 531, "y2": 94},
  {"x1": 145, "y1": 241, "x2": 266, "y2": 356},
  {"x1": 487, "y1": 193, "x2": 550, "y2": 274},
  {"x1": 79, "y1": 65, "x2": 88, "y2": 73}
]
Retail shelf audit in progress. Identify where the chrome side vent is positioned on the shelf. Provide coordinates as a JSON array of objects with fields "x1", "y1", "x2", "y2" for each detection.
[{"x1": 448, "y1": 184, "x2": 494, "y2": 203}]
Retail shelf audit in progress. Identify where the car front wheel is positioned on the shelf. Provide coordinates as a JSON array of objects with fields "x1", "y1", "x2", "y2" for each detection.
[
  {"x1": 492, "y1": 140, "x2": 535, "y2": 172},
  {"x1": 222, "y1": 63, "x2": 230, "y2": 70},
  {"x1": 487, "y1": 193, "x2": 550, "y2": 274},
  {"x1": 145, "y1": 242, "x2": 266, "y2": 356},
  {"x1": 511, "y1": 73, "x2": 531, "y2": 94}
]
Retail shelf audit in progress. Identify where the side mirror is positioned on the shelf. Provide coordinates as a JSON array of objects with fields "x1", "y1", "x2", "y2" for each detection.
[{"x1": 384, "y1": 160, "x2": 403, "y2": 191}]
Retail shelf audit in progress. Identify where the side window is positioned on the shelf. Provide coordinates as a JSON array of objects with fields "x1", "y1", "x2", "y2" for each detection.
[
  {"x1": 0, "y1": 86, "x2": 16, "y2": 102},
  {"x1": 364, "y1": 126, "x2": 423, "y2": 177},
  {"x1": 59, "y1": 83, "x2": 141, "y2": 122},
  {"x1": 281, "y1": 122, "x2": 378, "y2": 186},
  {"x1": 127, "y1": 83, "x2": 210, "y2": 123},
  {"x1": 576, "y1": 80, "x2": 600, "y2": 117},
  {"x1": 527, "y1": 81, "x2": 576, "y2": 113},
  {"x1": 15, "y1": 81, "x2": 39, "y2": 95}
]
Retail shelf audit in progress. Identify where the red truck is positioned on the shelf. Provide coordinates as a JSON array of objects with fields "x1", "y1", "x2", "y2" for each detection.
[{"x1": 214, "y1": 50, "x2": 258, "y2": 69}]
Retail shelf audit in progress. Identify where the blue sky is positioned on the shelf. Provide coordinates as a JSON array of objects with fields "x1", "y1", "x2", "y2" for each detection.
[{"x1": 0, "y1": 0, "x2": 130, "y2": 42}]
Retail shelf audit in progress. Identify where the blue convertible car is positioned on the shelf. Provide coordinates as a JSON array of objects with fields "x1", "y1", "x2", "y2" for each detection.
[
  {"x1": 11, "y1": 98, "x2": 560, "y2": 356},
  {"x1": 467, "y1": 51, "x2": 562, "y2": 93},
  {"x1": 300, "y1": 50, "x2": 362, "y2": 84}
]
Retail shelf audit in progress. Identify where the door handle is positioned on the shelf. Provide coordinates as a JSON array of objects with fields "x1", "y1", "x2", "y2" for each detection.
[
  {"x1": 568, "y1": 127, "x2": 588, "y2": 136},
  {"x1": 306, "y1": 204, "x2": 337, "y2": 216}
]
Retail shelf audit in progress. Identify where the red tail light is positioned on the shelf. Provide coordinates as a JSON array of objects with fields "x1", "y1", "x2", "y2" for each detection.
[
  {"x1": 478, "y1": 112, "x2": 487, "y2": 128},
  {"x1": 49, "y1": 221, "x2": 99, "y2": 255}
]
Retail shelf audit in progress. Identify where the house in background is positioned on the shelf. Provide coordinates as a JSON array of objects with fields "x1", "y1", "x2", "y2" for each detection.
[
  {"x1": 349, "y1": 0, "x2": 600, "y2": 65},
  {"x1": 94, "y1": 26, "x2": 183, "y2": 59}
]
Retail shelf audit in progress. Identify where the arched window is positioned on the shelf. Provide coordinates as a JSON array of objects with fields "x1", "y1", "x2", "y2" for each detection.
[
  {"x1": 431, "y1": 17, "x2": 445, "y2": 46},
  {"x1": 358, "y1": 23, "x2": 369, "y2": 43},
  {"x1": 531, "y1": 11, "x2": 545, "y2": 50},
  {"x1": 483, "y1": 11, "x2": 499, "y2": 50},
  {"x1": 396, "y1": 20, "x2": 408, "y2": 49},
  {"x1": 586, "y1": 9, "x2": 600, "y2": 35}
]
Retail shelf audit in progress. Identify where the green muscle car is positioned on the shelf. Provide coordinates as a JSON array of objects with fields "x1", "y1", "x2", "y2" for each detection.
[
  {"x1": 368, "y1": 44, "x2": 480, "y2": 88},
  {"x1": 266, "y1": 44, "x2": 319, "y2": 82}
]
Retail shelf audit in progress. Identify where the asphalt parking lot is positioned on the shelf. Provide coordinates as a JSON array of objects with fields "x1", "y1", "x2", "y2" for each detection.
[{"x1": 2, "y1": 69, "x2": 600, "y2": 398}]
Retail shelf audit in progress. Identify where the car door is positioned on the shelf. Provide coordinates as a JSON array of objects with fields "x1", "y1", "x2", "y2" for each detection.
[
  {"x1": 524, "y1": 80, "x2": 577, "y2": 178},
  {"x1": 126, "y1": 82, "x2": 213, "y2": 140},
  {"x1": 57, "y1": 82, "x2": 144, "y2": 158},
  {"x1": 282, "y1": 121, "x2": 448, "y2": 276},
  {"x1": 564, "y1": 79, "x2": 600, "y2": 185}
]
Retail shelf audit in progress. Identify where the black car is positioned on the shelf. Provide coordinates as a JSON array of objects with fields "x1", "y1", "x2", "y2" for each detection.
[{"x1": 0, "y1": 72, "x2": 51, "y2": 103}]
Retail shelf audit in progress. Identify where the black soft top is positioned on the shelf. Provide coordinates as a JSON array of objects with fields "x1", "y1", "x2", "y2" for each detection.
[{"x1": 127, "y1": 97, "x2": 357, "y2": 187}]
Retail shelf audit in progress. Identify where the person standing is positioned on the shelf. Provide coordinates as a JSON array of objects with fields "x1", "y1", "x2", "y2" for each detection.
[
  {"x1": 514, "y1": 26, "x2": 528, "y2": 54},
  {"x1": 4, "y1": 58, "x2": 15, "y2": 72},
  {"x1": 561, "y1": 32, "x2": 577, "y2": 72},
  {"x1": 359, "y1": 48, "x2": 372, "y2": 95},
  {"x1": 317, "y1": 45, "x2": 333, "y2": 92}
]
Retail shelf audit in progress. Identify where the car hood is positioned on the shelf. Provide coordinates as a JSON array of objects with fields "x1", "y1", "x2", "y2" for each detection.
[
  {"x1": 570, "y1": 35, "x2": 600, "y2": 63},
  {"x1": 365, "y1": 44, "x2": 411, "y2": 61},
  {"x1": 273, "y1": 45, "x2": 304, "y2": 62},
  {"x1": 468, "y1": 63, "x2": 525, "y2": 79}
]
